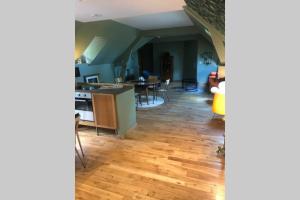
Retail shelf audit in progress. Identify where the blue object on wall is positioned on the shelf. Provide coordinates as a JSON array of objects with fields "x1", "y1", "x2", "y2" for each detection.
[{"x1": 142, "y1": 70, "x2": 150, "y2": 79}]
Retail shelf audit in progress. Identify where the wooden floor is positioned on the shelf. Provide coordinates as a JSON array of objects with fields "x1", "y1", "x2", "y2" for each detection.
[{"x1": 76, "y1": 85, "x2": 225, "y2": 200}]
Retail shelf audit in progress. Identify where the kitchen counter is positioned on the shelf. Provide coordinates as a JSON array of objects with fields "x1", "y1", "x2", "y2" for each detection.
[
  {"x1": 75, "y1": 84, "x2": 136, "y2": 138},
  {"x1": 75, "y1": 85, "x2": 133, "y2": 95}
]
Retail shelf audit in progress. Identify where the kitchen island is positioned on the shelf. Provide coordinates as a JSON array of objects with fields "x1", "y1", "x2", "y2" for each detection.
[{"x1": 75, "y1": 84, "x2": 136, "y2": 138}]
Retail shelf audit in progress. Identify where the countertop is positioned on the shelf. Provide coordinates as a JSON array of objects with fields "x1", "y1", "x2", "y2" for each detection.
[{"x1": 75, "y1": 85, "x2": 133, "y2": 95}]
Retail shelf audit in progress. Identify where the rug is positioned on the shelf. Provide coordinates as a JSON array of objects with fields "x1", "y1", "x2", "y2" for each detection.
[
  {"x1": 174, "y1": 87, "x2": 204, "y2": 93},
  {"x1": 137, "y1": 95, "x2": 164, "y2": 109}
]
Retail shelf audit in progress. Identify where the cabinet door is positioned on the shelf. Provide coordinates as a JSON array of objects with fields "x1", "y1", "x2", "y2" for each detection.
[{"x1": 92, "y1": 94, "x2": 117, "y2": 129}]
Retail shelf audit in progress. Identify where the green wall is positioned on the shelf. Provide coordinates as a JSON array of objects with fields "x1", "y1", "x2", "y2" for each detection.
[
  {"x1": 75, "y1": 20, "x2": 139, "y2": 65},
  {"x1": 75, "y1": 20, "x2": 140, "y2": 82},
  {"x1": 132, "y1": 36, "x2": 216, "y2": 86},
  {"x1": 152, "y1": 40, "x2": 199, "y2": 81},
  {"x1": 153, "y1": 41, "x2": 185, "y2": 81},
  {"x1": 197, "y1": 37, "x2": 218, "y2": 87},
  {"x1": 124, "y1": 36, "x2": 154, "y2": 80},
  {"x1": 75, "y1": 22, "x2": 217, "y2": 85},
  {"x1": 75, "y1": 63, "x2": 114, "y2": 83},
  {"x1": 183, "y1": 40, "x2": 198, "y2": 79},
  {"x1": 125, "y1": 51, "x2": 139, "y2": 80}
]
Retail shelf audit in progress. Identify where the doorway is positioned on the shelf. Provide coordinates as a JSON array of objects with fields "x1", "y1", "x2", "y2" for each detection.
[
  {"x1": 138, "y1": 43, "x2": 154, "y2": 75},
  {"x1": 160, "y1": 52, "x2": 174, "y2": 81}
]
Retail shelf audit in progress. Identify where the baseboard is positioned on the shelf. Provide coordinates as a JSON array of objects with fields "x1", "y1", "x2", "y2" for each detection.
[{"x1": 198, "y1": 83, "x2": 207, "y2": 89}]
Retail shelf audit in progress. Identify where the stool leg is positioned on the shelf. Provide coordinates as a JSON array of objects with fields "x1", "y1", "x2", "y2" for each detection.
[
  {"x1": 212, "y1": 113, "x2": 216, "y2": 119},
  {"x1": 75, "y1": 147, "x2": 86, "y2": 168},
  {"x1": 76, "y1": 132, "x2": 85, "y2": 158}
]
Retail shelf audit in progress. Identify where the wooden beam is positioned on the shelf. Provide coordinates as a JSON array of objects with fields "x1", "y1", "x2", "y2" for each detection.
[{"x1": 184, "y1": 6, "x2": 225, "y2": 65}]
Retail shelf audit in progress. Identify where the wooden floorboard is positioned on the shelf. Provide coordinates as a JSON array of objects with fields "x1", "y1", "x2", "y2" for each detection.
[{"x1": 76, "y1": 85, "x2": 225, "y2": 200}]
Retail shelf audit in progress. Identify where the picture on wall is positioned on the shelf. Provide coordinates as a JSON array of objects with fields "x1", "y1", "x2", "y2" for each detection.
[{"x1": 84, "y1": 74, "x2": 100, "y2": 83}]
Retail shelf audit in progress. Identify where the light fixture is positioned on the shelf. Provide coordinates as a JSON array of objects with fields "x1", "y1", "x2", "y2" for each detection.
[
  {"x1": 205, "y1": 28, "x2": 211, "y2": 36},
  {"x1": 91, "y1": 14, "x2": 103, "y2": 18}
]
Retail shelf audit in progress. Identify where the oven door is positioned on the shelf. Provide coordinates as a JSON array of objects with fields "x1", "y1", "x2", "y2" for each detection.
[
  {"x1": 75, "y1": 98, "x2": 93, "y2": 111},
  {"x1": 75, "y1": 98, "x2": 94, "y2": 121}
]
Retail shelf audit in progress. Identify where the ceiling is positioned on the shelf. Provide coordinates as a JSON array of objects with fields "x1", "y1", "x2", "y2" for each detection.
[
  {"x1": 75, "y1": 0, "x2": 193, "y2": 30},
  {"x1": 114, "y1": 10, "x2": 193, "y2": 30}
]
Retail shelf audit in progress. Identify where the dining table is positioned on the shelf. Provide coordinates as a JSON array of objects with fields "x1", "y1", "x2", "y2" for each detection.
[{"x1": 128, "y1": 80, "x2": 161, "y2": 104}]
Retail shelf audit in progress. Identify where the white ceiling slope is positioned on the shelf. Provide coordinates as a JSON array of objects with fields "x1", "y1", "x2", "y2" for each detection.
[
  {"x1": 75, "y1": 0, "x2": 193, "y2": 30},
  {"x1": 76, "y1": 0, "x2": 186, "y2": 22},
  {"x1": 114, "y1": 10, "x2": 194, "y2": 30}
]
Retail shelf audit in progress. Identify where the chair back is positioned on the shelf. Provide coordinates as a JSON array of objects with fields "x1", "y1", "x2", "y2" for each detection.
[
  {"x1": 115, "y1": 77, "x2": 123, "y2": 84},
  {"x1": 165, "y1": 79, "x2": 170, "y2": 90},
  {"x1": 148, "y1": 75, "x2": 158, "y2": 82},
  {"x1": 166, "y1": 79, "x2": 170, "y2": 85}
]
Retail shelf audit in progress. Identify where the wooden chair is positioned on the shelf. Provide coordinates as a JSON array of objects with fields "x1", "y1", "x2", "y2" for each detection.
[
  {"x1": 135, "y1": 92, "x2": 142, "y2": 109},
  {"x1": 157, "y1": 79, "x2": 170, "y2": 102},
  {"x1": 148, "y1": 75, "x2": 158, "y2": 82},
  {"x1": 135, "y1": 85, "x2": 149, "y2": 105},
  {"x1": 115, "y1": 77, "x2": 123, "y2": 84},
  {"x1": 75, "y1": 114, "x2": 86, "y2": 168},
  {"x1": 147, "y1": 75, "x2": 158, "y2": 103}
]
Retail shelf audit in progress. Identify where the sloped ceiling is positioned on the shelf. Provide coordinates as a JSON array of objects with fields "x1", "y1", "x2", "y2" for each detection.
[
  {"x1": 75, "y1": 0, "x2": 225, "y2": 65},
  {"x1": 75, "y1": 0, "x2": 186, "y2": 22},
  {"x1": 184, "y1": 0, "x2": 225, "y2": 35},
  {"x1": 76, "y1": 0, "x2": 193, "y2": 30},
  {"x1": 114, "y1": 10, "x2": 193, "y2": 30},
  {"x1": 75, "y1": 20, "x2": 138, "y2": 64}
]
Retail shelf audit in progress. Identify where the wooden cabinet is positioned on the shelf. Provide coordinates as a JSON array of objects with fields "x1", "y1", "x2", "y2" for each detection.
[
  {"x1": 92, "y1": 93, "x2": 117, "y2": 130},
  {"x1": 79, "y1": 87, "x2": 136, "y2": 137}
]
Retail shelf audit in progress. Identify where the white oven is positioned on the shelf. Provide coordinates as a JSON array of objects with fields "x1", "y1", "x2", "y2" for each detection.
[{"x1": 75, "y1": 92, "x2": 94, "y2": 121}]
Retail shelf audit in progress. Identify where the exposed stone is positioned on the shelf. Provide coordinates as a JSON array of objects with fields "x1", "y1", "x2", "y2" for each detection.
[{"x1": 185, "y1": 0, "x2": 225, "y2": 35}]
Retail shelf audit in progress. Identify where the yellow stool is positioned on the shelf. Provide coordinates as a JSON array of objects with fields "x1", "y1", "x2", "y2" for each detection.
[
  {"x1": 212, "y1": 92, "x2": 225, "y2": 155},
  {"x1": 212, "y1": 93, "x2": 225, "y2": 116}
]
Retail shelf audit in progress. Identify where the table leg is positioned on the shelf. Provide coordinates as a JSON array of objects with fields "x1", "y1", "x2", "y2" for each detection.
[
  {"x1": 139, "y1": 94, "x2": 142, "y2": 106},
  {"x1": 153, "y1": 85, "x2": 155, "y2": 104},
  {"x1": 146, "y1": 87, "x2": 149, "y2": 105}
]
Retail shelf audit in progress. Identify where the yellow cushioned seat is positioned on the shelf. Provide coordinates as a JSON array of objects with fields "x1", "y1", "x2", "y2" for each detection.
[{"x1": 212, "y1": 93, "x2": 225, "y2": 115}]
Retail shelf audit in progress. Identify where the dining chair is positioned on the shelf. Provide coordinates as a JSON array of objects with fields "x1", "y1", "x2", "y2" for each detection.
[
  {"x1": 135, "y1": 92, "x2": 142, "y2": 109},
  {"x1": 148, "y1": 75, "x2": 158, "y2": 81},
  {"x1": 147, "y1": 76, "x2": 158, "y2": 103},
  {"x1": 75, "y1": 114, "x2": 86, "y2": 168},
  {"x1": 157, "y1": 79, "x2": 170, "y2": 102},
  {"x1": 135, "y1": 85, "x2": 149, "y2": 105},
  {"x1": 115, "y1": 77, "x2": 123, "y2": 84}
]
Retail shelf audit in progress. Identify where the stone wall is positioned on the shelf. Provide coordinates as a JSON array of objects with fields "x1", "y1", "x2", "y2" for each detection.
[{"x1": 185, "y1": 0, "x2": 225, "y2": 35}]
